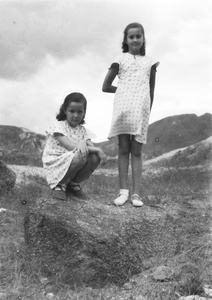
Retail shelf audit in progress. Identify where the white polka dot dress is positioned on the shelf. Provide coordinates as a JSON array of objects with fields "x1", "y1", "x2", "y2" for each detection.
[
  {"x1": 108, "y1": 53, "x2": 153, "y2": 144},
  {"x1": 42, "y1": 120, "x2": 95, "y2": 189}
]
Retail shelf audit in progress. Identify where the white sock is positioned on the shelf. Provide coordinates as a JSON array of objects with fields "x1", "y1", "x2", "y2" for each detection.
[{"x1": 114, "y1": 189, "x2": 129, "y2": 206}]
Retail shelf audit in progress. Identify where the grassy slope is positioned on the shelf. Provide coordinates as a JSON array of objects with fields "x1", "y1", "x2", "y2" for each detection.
[{"x1": 0, "y1": 161, "x2": 211, "y2": 299}]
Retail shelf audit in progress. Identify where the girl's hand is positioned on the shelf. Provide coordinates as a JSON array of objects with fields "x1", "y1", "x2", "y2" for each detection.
[
  {"x1": 97, "y1": 148, "x2": 107, "y2": 166},
  {"x1": 77, "y1": 140, "x2": 89, "y2": 158}
]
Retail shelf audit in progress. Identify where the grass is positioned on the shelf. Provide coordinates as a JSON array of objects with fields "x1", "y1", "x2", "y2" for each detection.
[{"x1": 0, "y1": 161, "x2": 212, "y2": 299}]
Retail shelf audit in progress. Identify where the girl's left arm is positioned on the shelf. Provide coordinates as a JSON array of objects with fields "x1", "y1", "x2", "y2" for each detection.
[
  {"x1": 86, "y1": 139, "x2": 107, "y2": 165},
  {"x1": 150, "y1": 62, "x2": 160, "y2": 109},
  {"x1": 85, "y1": 140, "x2": 93, "y2": 148}
]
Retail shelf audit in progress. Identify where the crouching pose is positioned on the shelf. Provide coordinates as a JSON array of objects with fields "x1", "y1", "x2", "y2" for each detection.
[{"x1": 42, "y1": 92, "x2": 107, "y2": 200}]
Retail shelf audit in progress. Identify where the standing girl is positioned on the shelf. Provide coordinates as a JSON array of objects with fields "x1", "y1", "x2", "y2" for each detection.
[
  {"x1": 42, "y1": 92, "x2": 107, "y2": 201},
  {"x1": 102, "y1": 22, "x2": 159, "y2": 207}
]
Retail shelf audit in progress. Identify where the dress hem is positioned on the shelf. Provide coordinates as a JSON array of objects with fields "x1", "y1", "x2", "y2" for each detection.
[{"x1": 107, "y1": 133, "x2": 147, "y2": 144}]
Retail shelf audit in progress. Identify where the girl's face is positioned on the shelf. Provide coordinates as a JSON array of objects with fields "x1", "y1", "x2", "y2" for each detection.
[
  {"x1": 126, "y1": 27, "x2": 144, "y2": 55},
  {"x1": 64, "y1": 101, "x2": 85, "y2": 127}
]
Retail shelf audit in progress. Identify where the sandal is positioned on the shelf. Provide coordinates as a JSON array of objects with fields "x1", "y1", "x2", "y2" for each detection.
[
  {"x1": 131, "y1": 194, "x2": 143, "y2": 207},
  {"x1": 52, "y1": 185, "x2": 66, "y2": 201},
  {"x1": 66, "y1": 182, "x2": 87, "y2": 200}
]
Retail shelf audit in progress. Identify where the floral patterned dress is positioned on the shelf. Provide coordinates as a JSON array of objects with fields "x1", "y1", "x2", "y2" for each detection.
[
  {"x1": 42, "y1": 120, "x2": 95, "y2": 189},
  {"x1": 108, "y1": 52, "x2": 154, "y2": 144}
]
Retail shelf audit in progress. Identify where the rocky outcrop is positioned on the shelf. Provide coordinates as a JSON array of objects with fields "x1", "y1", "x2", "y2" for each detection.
[
  {"x1": 0, "y1": 125, "x2": 46, "y2": 166},
  {"x1": 24, "y1": 195, "x2": 179, "y2": 288},
  {"x1": 0, "y1": 160, "x2": 16, "y2": 195}
]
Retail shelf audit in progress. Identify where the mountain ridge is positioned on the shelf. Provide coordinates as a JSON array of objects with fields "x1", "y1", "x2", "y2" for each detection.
[
  {"x1": 0, "y1": 113, "x2": 211, "y2": 165},
  {"x1": 95, "y1": 113, "x2": 212, "y2": 158}
]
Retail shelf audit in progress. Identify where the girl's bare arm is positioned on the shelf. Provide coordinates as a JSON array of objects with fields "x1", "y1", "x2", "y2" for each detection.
[
  {"x1": 55, "y1": 133, "x2": 89, "y2": 157},
  {"x1": 86, "y1": 140, "x2": 107, "y2": 165},
  {"x1": 150, "y1": 62, "x2": 160, "y2": 109},
  {"x1": 102, "y1": 66, "x2": 118, "y2": 93},
  {"x1": 86, "y1": 139, "x2": 102, "y2": 154},
  {"x1": 54, "y1": 133, "x2": 76, "y2": 151},
  {"x1": 54, "y1": 135, "x2": 106, "y2": 164}
]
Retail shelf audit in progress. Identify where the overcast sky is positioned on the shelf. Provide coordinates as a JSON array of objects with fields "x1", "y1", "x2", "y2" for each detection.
[{"x1": 0, "y1": 0, "x2": 211, "y2": 142}]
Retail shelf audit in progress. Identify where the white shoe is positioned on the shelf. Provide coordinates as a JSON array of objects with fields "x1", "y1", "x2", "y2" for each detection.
[
  {"x1": 114, "y1": 189, "x2": 129, "y2": 206},
  {"x1": 131, "y1": 194, "x2": 143, "y2": 207}
]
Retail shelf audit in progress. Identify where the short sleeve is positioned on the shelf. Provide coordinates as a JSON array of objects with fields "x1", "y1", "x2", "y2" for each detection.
[
  {"x1": 113, "y1": 54, "x2": 123, "y2": 65},
  {"x1": 149, "y1": 56, "x2": 160, "y2": 68},
  {"x1": 108, "y1": 54, "x2": 122, "y2": 72},
  {"x1": 46, "y1": 121, "x2": 67, "y2": 137},
  {"x1": 83, "y1": 127, "x2": 96, "y2": 140}
]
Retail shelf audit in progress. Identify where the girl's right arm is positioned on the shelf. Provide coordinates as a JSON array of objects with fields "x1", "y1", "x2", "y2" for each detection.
[
  {"x1": 54, "y1": 133, "x2": 89, "y2": 158},
  {"x1": 102, "y1": 64, "x2": 118, "y2": 93},
  {"x1": 54, "y1": 133, "x2": 77, "y2": 151}
]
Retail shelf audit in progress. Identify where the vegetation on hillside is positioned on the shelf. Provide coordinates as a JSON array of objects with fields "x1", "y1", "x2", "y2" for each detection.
[
  {"x1": 0, "y1": 156, "x2": 211, "y2": 299},
  {"x1": 0, "y1": 113, "x2": 211, "y2": 165}
]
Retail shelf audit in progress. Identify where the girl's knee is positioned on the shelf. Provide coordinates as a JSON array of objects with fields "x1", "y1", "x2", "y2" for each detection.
[
  {"x1": 118, "y1": 134, "x2": 130, "y2": 155},
  {"x1": 88, "y1": 153, "x2": 100, "y2": 168},
  {"x1": 131, "y1": 140, "x2": 143, "y2": 157},
  {"x1": 131, "y1": 149, "x2": 142, "y2": 158},
  {"x1": 119, "y1": 146, "x2": 130, "y2": 156},
  {"x1": 73, "y1": 152, "x2": 87, "y2": 168},
  {"x1": 119, "y1": 141, "x2": 130, "y2": 155}
]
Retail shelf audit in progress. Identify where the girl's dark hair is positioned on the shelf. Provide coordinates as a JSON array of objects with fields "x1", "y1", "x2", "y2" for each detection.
[
  {"x1": 122, "y1": 22, "x2": 146, "y2": 55},
  {"x1": 56, "y1": 92, "x2": 87, "y2": 124}
]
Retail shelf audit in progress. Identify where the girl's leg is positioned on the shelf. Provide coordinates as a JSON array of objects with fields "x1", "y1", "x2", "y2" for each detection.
[
  {"x1": 66, "y1": 153, "x2": 100, "y2": 200},
  {"x1": 118, "y1": 134, "x2": 131, "y2": 189},
  {"x1": 131, "y1": 137, "x2": 143, "y2": 197},
  {"x1": 72, "y1": 153, "x2": 100, "y2": 183},
  {"x1": 53, "y1": 153, "x2": 87, "y2": 200},
  {"x1": 113, "y1": 134, "x2": 130, "y2": 206},
  {"x1": 59, "y1": 152, "x2": 87, "y2": 185}
]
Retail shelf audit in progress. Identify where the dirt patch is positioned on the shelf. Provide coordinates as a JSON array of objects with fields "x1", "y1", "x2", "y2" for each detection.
[{"x1": 10, "y1": 164, "x2": 45, "y2": 185}]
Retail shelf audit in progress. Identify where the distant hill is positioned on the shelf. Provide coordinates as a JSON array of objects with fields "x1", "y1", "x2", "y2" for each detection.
[
  {"x1": 95, "y1": 113, "x2": 212, "y2": 159},
  {"x1": 0, "y1": 126, "x2": 45, "y2": 166},
  {"x1": 0, "y1": 113, "x2": 211, "y2": 166},
  {"x1": 144, "y1": 136, "x2": 212, "y2": 168}
]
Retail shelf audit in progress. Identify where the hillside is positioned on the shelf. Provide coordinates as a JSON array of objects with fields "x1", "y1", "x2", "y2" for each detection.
[
  {"x1": 95, "y1": 113, "x2": 212, "y2": 159},
  {"x1": 0, "y1": 126, "x2": 45, "y2": 166},
  {"x1": 0, "y1": 113, "x2": 211, "y2": 165},
  {"x1": 144, "y1": 135, "x2": 212, "y2": 169},
  {"x1": 144, "y1": 113, "x2": 212, "y2": 158}
]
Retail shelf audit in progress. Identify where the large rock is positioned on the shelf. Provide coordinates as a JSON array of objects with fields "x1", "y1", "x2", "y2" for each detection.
[
  {"x1": 24, "y1": 196, "x2": 179, "y2": 288},
  {"x1": 0, "y1": 160, "x2": 16, "y2": 195}
]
